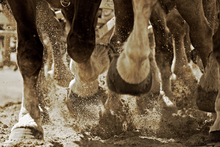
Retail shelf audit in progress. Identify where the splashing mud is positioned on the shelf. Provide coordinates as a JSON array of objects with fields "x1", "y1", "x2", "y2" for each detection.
[
  {"x1": 0, "y1": 63, "x2": 217, "y2": 146},
  {"x1": 0, "y1": 1, "x2": 217, "y2": 146}
]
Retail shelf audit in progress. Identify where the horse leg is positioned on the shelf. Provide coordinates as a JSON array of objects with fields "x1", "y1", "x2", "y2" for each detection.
[
  {"x1": 64, "y1": 0, "x2": 110, "y2": 119},
  {"x1": 107, "y1": 0, "x2": 157, "y2": 96},
  {"x1": 109, "y1": 0, "x2": 134, "y2": 51},
  {"x1": 167, "y1": 9, "x2": 188, "y2": 76},
  {"x1": 175, "y1": 0, "x2": 216, "y2": 112},
  {"x1": 175, "y1": 0, "x2": 213, "y2": 68},
  {"x1": 203, "y1": 0, "x2": 217, "y2": 34},
  {"x1": 95, "y1": 0, "x2": 134, "y2": 138},
  {"x1": 150, "y1": 2, "x2": 176, "y2": 111},
  {"x1": 208, "y1": 15, "x2": 220, "y2": 143},
  {"x1": 184, "y1": 23, "x2": 192, "y2": 63},
  {"x1": 6, "y1": 0, "x2": 44, "y2": 141},
  {"x1": 36, "y1": 0, "x2": 74, "y2": 87},
  {"x1": 95, "y1": 0, "x2": 158, "y2": 138},
  {"x1": 189, "y1": 0, "x2": 217, "y2": 73},
  {"x1": 102, "y1": 0, "x2": 133, "y2": 111},
  {"x1": 167, "y1": 8, "x2": 199, "y2": 109}
]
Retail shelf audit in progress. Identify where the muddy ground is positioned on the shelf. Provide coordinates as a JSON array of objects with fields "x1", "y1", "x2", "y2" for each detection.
[{"x1": 0, "y1": 52, "x2": 217, "y2": 147}]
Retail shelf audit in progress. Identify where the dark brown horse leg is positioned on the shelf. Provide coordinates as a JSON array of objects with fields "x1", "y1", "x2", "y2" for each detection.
[
  {"x1": 167, "y1": 9, "x2": 188, "y2": 77},
  {"x1": 167, "y1": 8, "x2": 199, "y2": 109},
  {"x1": 109, "y1": 0, "x2": 134, "y2": 50},
  {"x1": 7, "y1": 0, "x2": 44, "y2": 141},
  {"x1": 67, "y1": 0, "x2": 101, "y2": 63},
  {"x1": 150, "y1": 2, "x2": 176, "y2": 111},
  {"x1": 67, "y1": 0, "x2": 107, "y2": 97},
  {"x1": 184, "y1": 20, "x2": 192, "y2": 63},
  {"x1": 203, "y1": 0, "x2": 217, "y2": 34},
  {"x1": 208, "y1": 15, "x2": 220, "y2": 143},
  {"x1": 64, "y1": 0, "x2": 110, "y2": 119},
  {"x1": 175, "y1": 0, "x2": 213, "y2": 67},
  {"x1": 175, "y1": 0, "x2": 216, "y2": 112}
]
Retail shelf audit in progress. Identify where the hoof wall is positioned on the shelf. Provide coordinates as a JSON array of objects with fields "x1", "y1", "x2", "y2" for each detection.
[
  {"x1": 196, "y1": 85, "x2": 217, "y2": 112},
  {"x1": 107, "y1": 56, "x2": 152, "y2": 96},
  {"x1": 9, "y1": 127, "x2": 43, "y2": 141}
]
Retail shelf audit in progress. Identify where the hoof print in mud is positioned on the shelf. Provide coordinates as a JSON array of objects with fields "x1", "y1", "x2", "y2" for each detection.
[
  {"x1": 196, "y1": 85, "x2": 217, "y2": 113},
  {"x1": 107, "y1": 56, "x2": 152, "y2": 96}
]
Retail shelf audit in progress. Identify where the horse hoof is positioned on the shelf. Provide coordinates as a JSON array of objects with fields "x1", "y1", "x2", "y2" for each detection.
[
  {"x1": 196, "y1": 85, "x2": 217, "y2": 112},
  {"x1": 9, "y1": 127, "x2": 43, "y2": 141},
  {"x1": 66, "y1": 87, "x2": 106, "y2": 120},
  {"x1": 107, "y1": 55, "x2": 152, "y2": 96}
]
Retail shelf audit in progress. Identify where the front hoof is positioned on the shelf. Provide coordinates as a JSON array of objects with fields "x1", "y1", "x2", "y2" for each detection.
[
  {"x1": 196, "y1": 85, "x2": 217, "y2": 112},
  {"x1": 66, "y1": 87, "x2": 106, "y2": 120},
  {"x1": 9, "y1": 127, "x2": 43, "y2": 141},
  {"x1": 107, "y1": 56, "x2": 152, "y2": 96}
]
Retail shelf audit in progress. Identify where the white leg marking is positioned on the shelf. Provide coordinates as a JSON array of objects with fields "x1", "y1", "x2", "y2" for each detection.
[{"x1": 12, "y1": 76, "x2": 42, "y2": 133}]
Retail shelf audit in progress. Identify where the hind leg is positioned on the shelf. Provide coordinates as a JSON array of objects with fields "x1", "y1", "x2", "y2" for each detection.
[
  {"x1": 150, "y1": 2, "x2": 176, "y2": 111},
  {"x1": 109, "y1": 0, "x2": 134, "y2": 51},
  {"x1": 36, "y1": 0, "x2": 74, "y2": 87},
  {"x1": 167, "y1": 9, "x2": 188, "y2": 77},
  {"x1": 175, "y1": 0, "x2": 213, "y2": 68},
  {"x1": 175, "y1": 0, "x2": 216, "y2": 112},
  {"x1": 6, "y1": 0, "x2": 44, "y2": 141},
  {"x1": 208, "y1": 15, "x2": 220, "y2": 144},
  {"x1": 167, "y1": 8, "x2": 199, "y2": 109}
]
